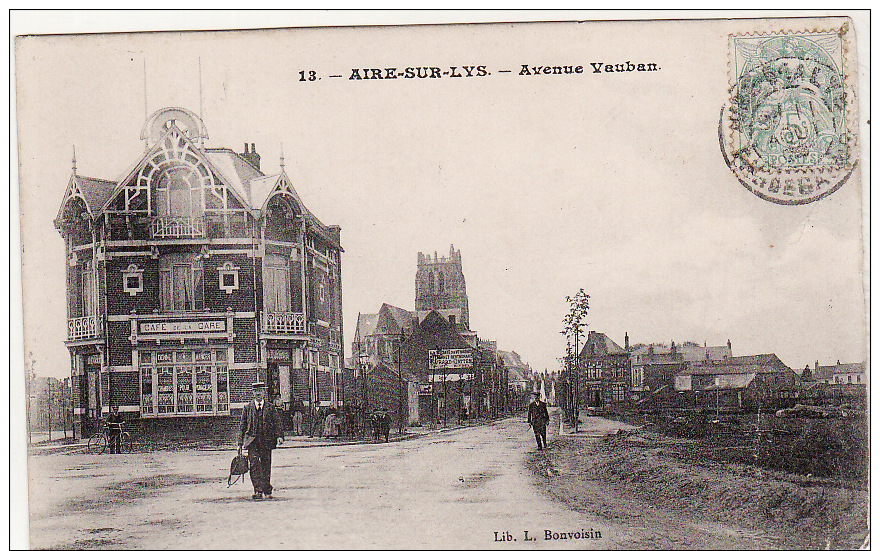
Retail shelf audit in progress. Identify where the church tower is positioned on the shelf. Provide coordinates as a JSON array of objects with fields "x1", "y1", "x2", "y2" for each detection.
[{"x1": 415, "y1": 244, "x2": 469, "y2": 328}]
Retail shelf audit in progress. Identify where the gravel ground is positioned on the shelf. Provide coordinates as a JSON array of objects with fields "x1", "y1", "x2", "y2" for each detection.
[{"x1": 529, "y1": 420, "x2": 869, "y2": 549}]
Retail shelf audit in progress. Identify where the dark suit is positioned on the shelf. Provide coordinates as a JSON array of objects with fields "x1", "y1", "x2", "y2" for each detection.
[
  {"x1": 106, "y1": 412, "x2": 123, "y2": 454},
  {"x1": 238, "y1": 401, "x2": 279, "y2": 495},
  {"x1": 528, "y1": 400, "x2": 550, "y2": 449}
]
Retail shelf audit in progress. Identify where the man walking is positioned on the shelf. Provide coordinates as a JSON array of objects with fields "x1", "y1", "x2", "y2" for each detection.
[
  {"x1": 238, "y1": 382, "x2": 283, "y2": 500},
  {"x1": 106, "y1": 405, "x2": 124, "y2": 454},
  {"x1": 527, "y1": 391, "x2": 550, "y2": 450}
]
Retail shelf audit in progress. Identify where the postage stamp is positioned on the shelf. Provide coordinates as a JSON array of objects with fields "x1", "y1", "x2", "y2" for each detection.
[{"x1": 721, "y1": 25, "x2": 859, "y2": 205}]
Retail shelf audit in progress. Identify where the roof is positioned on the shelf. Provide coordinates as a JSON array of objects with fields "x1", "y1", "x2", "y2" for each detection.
[
  {"x1": 204, "y1": 148, "x2": 264, "y2": 203},
  {"x1": 381, "y1": 303, "x2": 415, "y2": 332},
  {"x1": 75, "y1": 176, "x2": 118, "y2": 215},
  {"x1": 579, "y1": 332, "x2": 627, "y2": 358},
  {"x1": 815, "y1": 361, "x2": 866, "y2": 379},
  {"x1": 702, "y1": 373, "x2": 757, "y2": 390},
  {"x1": 497, "y1": 350, "x2": 527, "y2": 367},
  {"x1": 629, "y1": 342, "x2": 730, "y2": 363},
  {"x1": 679, "y1": 354, "x2": 793, "y2": 376},
  {"x1": 355, "y1": 313, "x2": 379, "y2": 339},
  {"x1": 58, "y1": 120, "x2": 340, "y2": 248},
  {"x1": 507, "y1": 366, "x2": 531, "y2": 382},
  {"x1": 55, "y1": 175, "x2": 118, "y2": 224},
  {"x1": 416, "y1": 308, "x2": 464, "y2": 324}
]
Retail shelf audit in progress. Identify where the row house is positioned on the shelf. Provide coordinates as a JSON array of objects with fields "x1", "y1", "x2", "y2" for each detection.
[
  {"x1": 56, "y1": 107, "x2": 344, "y2": 438},
  {"x1": 629, "y1": 339, "x2": 732, "y2": 403}
]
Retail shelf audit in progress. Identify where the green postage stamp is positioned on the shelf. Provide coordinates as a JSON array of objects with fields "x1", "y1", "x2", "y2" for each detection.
[{"x1": 722, "y1": 25, "x2": 858, "y2": 205}]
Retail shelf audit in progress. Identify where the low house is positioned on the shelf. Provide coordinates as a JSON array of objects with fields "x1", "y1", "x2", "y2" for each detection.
[
  {"x1": 815, "y1": 360, "x2": 867, "y2": 385},
  {"x1": 362, "y1": 362, "x2": 420, "y2": 427},
  {"x1": 398, "y1": 311, "x2": 481, "y2": 424},
  {"x1": 674, "y1": 353, "x2": 799, "y2": 412}
]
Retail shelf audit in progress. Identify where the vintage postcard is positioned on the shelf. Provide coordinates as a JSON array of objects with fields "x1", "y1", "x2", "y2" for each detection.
[{"x1": 12, "y1": 12, "x2": 869, "y2": 550}]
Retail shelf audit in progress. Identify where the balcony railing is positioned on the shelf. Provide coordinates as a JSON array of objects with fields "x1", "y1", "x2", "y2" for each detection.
[
  {"x1": 68, "y1": 315, "x2": 101, "y2": 340},
  {"x1": 329, "y1": 328, "x2": 341, "y2": 351},
  {"x1": 150, "y1": 216, "x2": 205, "y2": 238},
  {"x1": 263, "y1": 311, "x2": 307, "y2": 334}
]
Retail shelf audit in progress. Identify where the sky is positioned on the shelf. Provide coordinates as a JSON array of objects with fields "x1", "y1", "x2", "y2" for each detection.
[{"x1": 14, "y1": 16, "x2": 868, "y2": 379}]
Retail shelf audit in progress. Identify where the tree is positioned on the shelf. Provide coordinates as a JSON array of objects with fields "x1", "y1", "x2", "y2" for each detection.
[
  {"x1": 561, "y1": 288, "x2": 590, "y2": 432},
  {"x1": 801, "y1": 366, "x2": 814, "y2": 382}
]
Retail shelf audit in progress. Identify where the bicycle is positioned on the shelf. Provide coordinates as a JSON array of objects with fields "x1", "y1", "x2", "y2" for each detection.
[{"x1": 87, "y1": 421, "x2": 132, "y2": 454}]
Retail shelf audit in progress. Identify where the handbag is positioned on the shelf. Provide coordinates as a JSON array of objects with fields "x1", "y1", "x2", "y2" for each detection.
[{"x1": 227, "y1": 452, "x2": 249, "y2": 487}]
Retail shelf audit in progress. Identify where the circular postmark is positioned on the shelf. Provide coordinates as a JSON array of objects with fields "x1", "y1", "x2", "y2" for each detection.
[{"x1": 722, "y1": 32, "x2": 858, "y2": 205}]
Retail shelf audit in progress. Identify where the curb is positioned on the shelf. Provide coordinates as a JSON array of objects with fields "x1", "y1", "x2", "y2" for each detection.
[{"x1": 274, "y1": 420, "x2": 498, "y2": 450}]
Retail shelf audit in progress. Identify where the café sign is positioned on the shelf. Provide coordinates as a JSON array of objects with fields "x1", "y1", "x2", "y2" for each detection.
[{"x1": 140, "y1": 320, "x2": 226, "y2": 334}]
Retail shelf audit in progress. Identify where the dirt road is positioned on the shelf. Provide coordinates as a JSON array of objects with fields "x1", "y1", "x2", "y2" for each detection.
[{"x1": 28, "y1": 415, "x2": 773, "y2": 549}]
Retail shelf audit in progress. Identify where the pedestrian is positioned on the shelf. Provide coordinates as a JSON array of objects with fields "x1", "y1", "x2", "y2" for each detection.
[
  {"x1": 379, "y1": 408, "x2": 391, "y2": 442},
  {"x1": 272, "y1": 394, "x2": 286, "y2": 440},
  {"x1": 527, "y1": 391, "x2": 550, "y2": 450},
  {"x1": 106, "y1": 405, "x2": 124, "y2": 454},
  {"x1": 238, "y1": 382, "x2": 283, "y2": 500},
  {"x1": 291, "y1": 406, "x2": 304, "y2": 436},
  {"x1": 323, "y1": 408, "x2": 339, "y2": 438}
]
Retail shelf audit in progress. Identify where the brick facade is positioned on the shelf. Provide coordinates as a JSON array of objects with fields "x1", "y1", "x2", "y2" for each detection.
[{"x1": 57, "y1": 108, "x2": 344, "y2": 441}]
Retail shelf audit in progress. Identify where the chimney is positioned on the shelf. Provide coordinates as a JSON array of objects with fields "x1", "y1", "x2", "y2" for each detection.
[
  {"x1": 241, "y1": 142, "x2": 261, "y2": 171},
  {"x1": 815, "y1": 360, "x2": 819, "y2": 369},
  {"x1": 624, "y1": 332, "x2": 629, "y2": 351},
  {"x1": 727, "y1": 338, "x2": 732, "y2": 351},
  {"x1": 250, "y1": 143, "x2": 260, "y2": 171},
  {"x1": 328, "y1": 225, "x2": 341, "y2": 245}
]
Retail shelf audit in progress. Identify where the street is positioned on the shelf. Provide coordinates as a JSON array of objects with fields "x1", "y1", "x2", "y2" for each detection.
[{"x1": 29, "y1": 414, "x2": 755, "y2": 549}]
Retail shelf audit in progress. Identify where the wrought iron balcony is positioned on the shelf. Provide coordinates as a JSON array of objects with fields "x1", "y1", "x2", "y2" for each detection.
[
  {"x1": 263, "y1": 311, "x2": 307, "y2": 334},
  {"x1": 68, "y1": 315, "x2": 101, "y2": 340},
  {"x1": 150, "y1": 216, "x2": 205, "y2": 238}
]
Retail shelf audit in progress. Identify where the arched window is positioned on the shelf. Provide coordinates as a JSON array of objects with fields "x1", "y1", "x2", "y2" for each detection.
[
  {"x1": 438, "y1": 271, "x2": 445, "y2": 294},
  {"x1": 427, "y1": 271, "x2": 434, "y2": 294},
  {"x1": 263, "y1": 195, "x2": 300, "y2": 242},
  {"x1": 156, "y1": 165, "x2": 203, "y2": 218}
]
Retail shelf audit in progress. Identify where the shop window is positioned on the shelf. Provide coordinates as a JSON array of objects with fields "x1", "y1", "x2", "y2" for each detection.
[
  {"x1": 139, "y1": 349, "x2": 230, "y2": 417},
  {"x1": 159, "y1": 253, "x2": 204, "y2": 312}
]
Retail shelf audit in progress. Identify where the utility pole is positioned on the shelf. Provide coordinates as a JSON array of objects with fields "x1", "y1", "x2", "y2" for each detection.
[{"x1": 397, "y1": 328, "x2": 405, "y2": 435}]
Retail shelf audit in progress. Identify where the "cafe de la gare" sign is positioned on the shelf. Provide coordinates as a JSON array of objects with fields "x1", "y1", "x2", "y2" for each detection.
[{"x1": 140, "y1": 320, "x2": 226, "y2": 334}]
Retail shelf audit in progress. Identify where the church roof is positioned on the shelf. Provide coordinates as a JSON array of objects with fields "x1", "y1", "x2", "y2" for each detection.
[
  {"x1": 356, "y1": 313, "x2": 379, "y2": 339},
  {"x1": 380, "y1": 303, "x2": 416, "y2": 332}
]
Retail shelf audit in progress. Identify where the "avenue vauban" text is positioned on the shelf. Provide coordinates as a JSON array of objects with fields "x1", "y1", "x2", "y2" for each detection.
[{"x1": 519, "y1": 62, "x2": 659, "y2": 75}]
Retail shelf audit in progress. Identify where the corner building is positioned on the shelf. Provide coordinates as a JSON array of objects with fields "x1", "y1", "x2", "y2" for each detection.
[{"x1": 55, "y1": 107, "x2": 344, "y2": 439}]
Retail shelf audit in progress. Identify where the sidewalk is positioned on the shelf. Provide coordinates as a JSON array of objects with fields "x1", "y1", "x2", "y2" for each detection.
[{"x1": 26, "y1": 417, "x2": 504, "y2": 454}]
